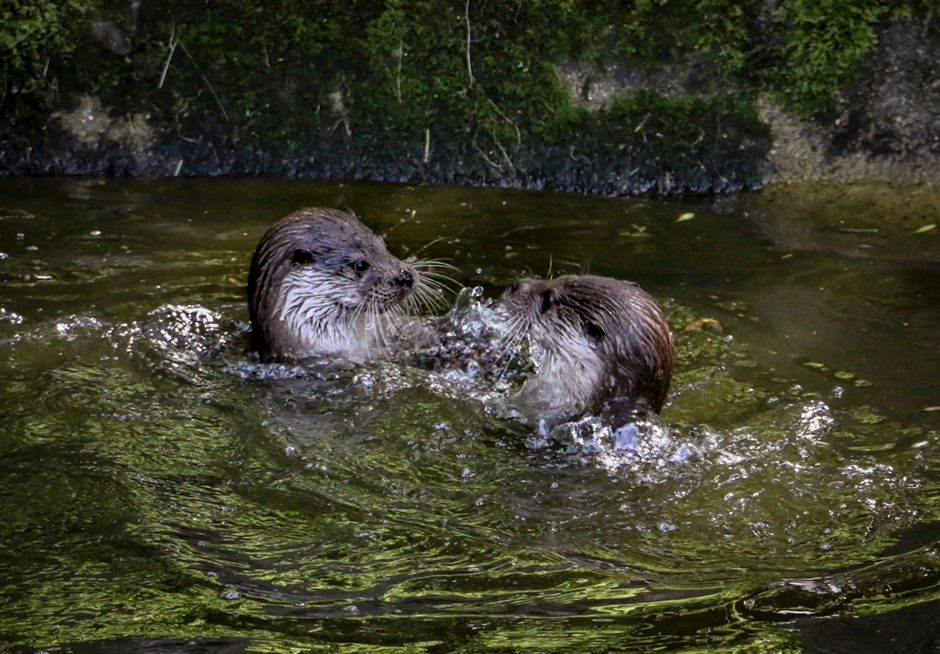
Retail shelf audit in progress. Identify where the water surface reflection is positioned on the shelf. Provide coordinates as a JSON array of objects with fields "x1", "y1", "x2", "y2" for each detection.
[{"x1": 0, "y1": 178, "x2": 938, "y2": 652}]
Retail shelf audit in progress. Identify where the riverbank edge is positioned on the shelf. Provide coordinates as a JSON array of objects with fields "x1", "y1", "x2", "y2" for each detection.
[{"x1": 2, "y1": 3, "x2": 939, "y2": 194}]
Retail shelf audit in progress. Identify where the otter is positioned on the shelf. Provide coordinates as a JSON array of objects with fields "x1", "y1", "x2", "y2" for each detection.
[
  {"x1": 247, "y1": 207, "x2": 419, "y2": 362},
  {"x1": 502, "y1": 274, "x2": 674, "y2": 419}
]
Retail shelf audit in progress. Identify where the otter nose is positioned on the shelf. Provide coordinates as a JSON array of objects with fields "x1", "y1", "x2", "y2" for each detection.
[
  {"x1": 505, "y1": 280, "x2": 531, "y2": 295},
  {"x1": 393, "y1": 269, "x2": 414, "y2": 288}
]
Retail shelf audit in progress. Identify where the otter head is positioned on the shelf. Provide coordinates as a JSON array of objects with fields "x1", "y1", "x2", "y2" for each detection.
[
  {"x1": 248, "y1": 208, "x2": 417, "y2": 362},
  {"x1": 502, "y1": 274, "x2": 674, "y2": 417}
]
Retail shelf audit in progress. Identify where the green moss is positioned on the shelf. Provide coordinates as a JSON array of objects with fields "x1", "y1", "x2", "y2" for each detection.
[
  {"x1": 0, "y1": 0, "x2": 933, "y2": 183},
  {"x1": 0, "y1": 0, "x2": 93, "y2": 122},
  {"x1": 354, "y1": 1, "x2": 591, "y2": 152},
  {"x1": 601, "y1": 0, "x2": 924, "y2": 116},
  {"x1": 769, "y1": 0, "x2": 895, "y2": 115},
  {"x1": 606, "y1": 0, "x2": 758, "y2": 79}
]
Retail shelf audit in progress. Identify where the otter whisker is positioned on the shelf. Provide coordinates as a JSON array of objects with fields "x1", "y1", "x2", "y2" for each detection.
[
  {"x1": 492, "y1": 317, "x2": 530, "y2": 382},
  {"x1": 399, "y1": 292, "x2": 420, "y2": 316},
  {"x1": 381, "y1": 299, "x2": 413, "y2": 354},
  {"x1": 383, "y1": 301, "x2": 407, "y2": 332},
  {"x1": 488, "y1": 329, "x2": 526, "y2": 386},
  {"x1": 412, "y1": 275, "x2": 459, "y2": 295},
  {"x1": 366, "y1": 297, "x2": 390, "y2": 356},
  {"x1": 381, "y1": 300, "x2": 404, "y2": 352},
  {"x1": 349, "y1": 298, "x2": 371, "y2": 356},
  {"x1": 410, "y1": 258, "x2": 460, "y2": 272},
  {"x1": 413, "y1": 274, "x2": 456, "y2": 292},
  {"x1": 495, "y1": 314, "x2": 527, "y2": 350},
  {"x1": 494, "y1": 349, "x2": 523, "y2": 384},
  {"x1": 411, "y1": 261, "x2": 460, "y2": 289},
  {"x1": 407, "y1": 273, "x2": 452, "y2": 312},
  {"x1": 414, "y1": 281, "x2": 449, "y2": 303},
  {"x1": 410, "y1": 283, "x2": 447, "y2": 314},
  {"x1": 411, "y1": 271, "x2": 460, "y2": 312},
  {"x1": 372, "y1": 310, "x2": 389, "y2": 356},
  {"x1": 400, "y1": 294, "x2": 420, "y2": 324}
]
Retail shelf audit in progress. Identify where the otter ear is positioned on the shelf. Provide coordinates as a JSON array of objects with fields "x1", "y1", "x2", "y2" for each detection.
[
  {"x1": 290, "y1": 249, "x2": 315, "y2": 266},
  {"x1": 584, "y1": 322, "x2": 605, "y2": 342}
]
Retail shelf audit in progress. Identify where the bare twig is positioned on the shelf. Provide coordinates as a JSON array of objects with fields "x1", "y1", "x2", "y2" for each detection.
[
  {"x1": 492, "y1": 136, "x2": 515, "y2": 175},
  {"x1": 499, "y1": 225, "x2": 538, "y2": 238},
  {"x1": 177, "y1": 37, "x2": 228, "y2": 121},
  {"x1": 382, "y1": 210, "x2": 417, "y2": 236},
  {"x1": 423, "y1": 128, "x2": 430, "y2": 163},
  {"x1": 395, "y1": 37, "x2": 403, "y2": 102},
  {"x1": 474, "y1": 145, "x2": 503, "y2": 173},
  {"x1": 410, "y1": 235, "x2": 449, "y2": 256},
  {"x1": 410, "y1": 224, "x2": 470, "y2": 257},
  {"x1": 487, "y1": 99, "x2": 521, "y2": 145},
  {"x1": 158, "y1": 27, "x2": 177, "y2": 89},
  {"x1": 464, "y1": 0, "x2": 473, "y2": 88}
]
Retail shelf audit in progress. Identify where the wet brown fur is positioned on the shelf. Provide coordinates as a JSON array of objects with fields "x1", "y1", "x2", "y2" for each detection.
[
  {"x1": 503, "y1": 274, "x2": 674, "y2": 416},
  {"x1": 248, "y1": 208, "x2": 416, "y2": 362}
]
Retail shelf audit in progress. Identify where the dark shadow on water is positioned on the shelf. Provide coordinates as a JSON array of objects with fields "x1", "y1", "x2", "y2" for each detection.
[{"x1": 796, "y1": 599, "x2": 940, "y2": 654}]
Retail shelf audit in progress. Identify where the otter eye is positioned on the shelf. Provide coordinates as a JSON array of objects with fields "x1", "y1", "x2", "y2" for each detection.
[
  {"x1": 291, "y1": 249, "x2": 314, "y2": 265},
  {"x1": 539, "y1": 290, "x2": 553, "y2": 314},
  {"x1": 507, "y1": 282, "x2": 520, "y2": 294},
  {"x1": 585, "y1": 322, "x2": 605, "y2": 342},
  {"x1": 352, "y1": 260, "x2": 371, "y2": 273}
]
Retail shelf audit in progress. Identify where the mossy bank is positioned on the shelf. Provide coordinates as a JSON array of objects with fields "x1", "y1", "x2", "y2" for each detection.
[{"x1": 2, "y1": 0, "x2": 939, "y2": 193}]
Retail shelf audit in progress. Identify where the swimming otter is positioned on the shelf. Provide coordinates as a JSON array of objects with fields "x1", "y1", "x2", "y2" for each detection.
[
  {"x1": 247, "y1": 207, "x2": 420, "y2": 362},
  {"x1": 502, "y1": 274, "x2": 674, "y2": 418}
]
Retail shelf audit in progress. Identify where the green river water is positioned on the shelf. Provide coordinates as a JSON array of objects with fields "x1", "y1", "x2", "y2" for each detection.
[{"x1": 0, "y1": 178, "x2": 938, "y2": 653}]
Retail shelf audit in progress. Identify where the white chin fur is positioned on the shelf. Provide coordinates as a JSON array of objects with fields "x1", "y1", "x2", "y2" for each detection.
[
  {"x1": 276, "y1": 269, "x2": 373, "y2": 359},
  {"x1": 524, "y1": 326, "x2": 603, "y2": 415}
]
